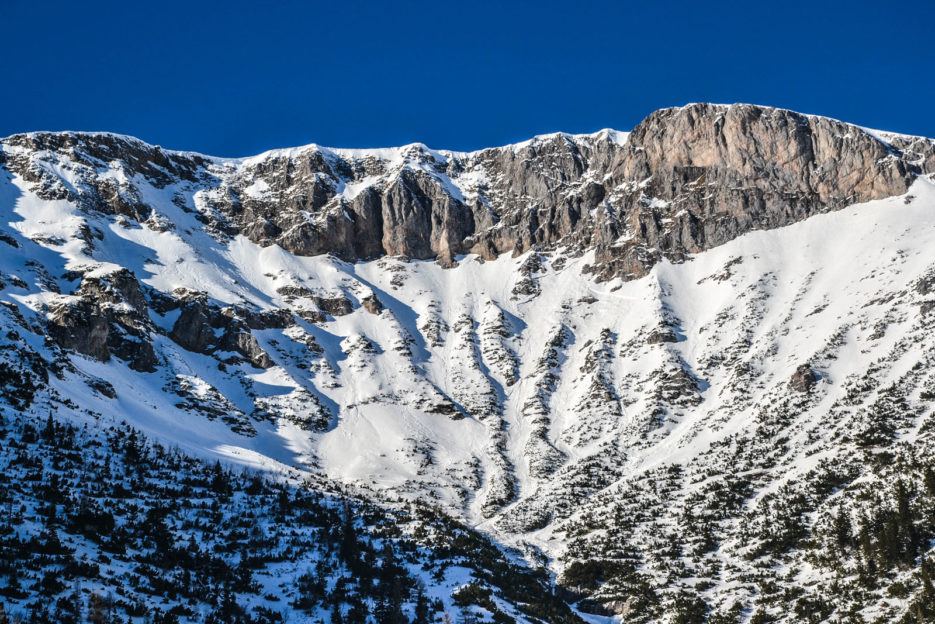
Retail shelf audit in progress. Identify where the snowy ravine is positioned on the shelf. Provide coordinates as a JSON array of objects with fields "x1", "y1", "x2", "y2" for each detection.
[{"x1": 2, "y1": 104, "x2": 935, "y2": 622}]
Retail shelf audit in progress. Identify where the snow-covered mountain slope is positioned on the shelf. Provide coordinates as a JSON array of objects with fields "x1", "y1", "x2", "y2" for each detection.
[
  {"x1": 0, "y1": 414, "x2": 578, "y2": 624},
  {"x1": 2, "y1": 105, "x2": 935, "y2": 622}
]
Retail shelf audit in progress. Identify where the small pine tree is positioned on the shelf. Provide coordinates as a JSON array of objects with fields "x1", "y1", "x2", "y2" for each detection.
[
  {"x1": 414, "y1": 587, "x2": 430, "y2": 624},
  {"x1": 275, "y1": 487, "x2": 290, "y2": 522},
  {"x1": 924, "y1": 466, "x2": 935, "y2": 497},
  {"x1": 881, "y1": 514, "x2": 901, "y2": 567},
  {"x1": 918, "y1": 555, "x2": 935, "y2": 609},
  {"x1": 41, "y1": 412, "x2": 56, "y2": 442},
  {"x1": 832, "y1": 505, "x2": 852, "y2": 551},
  {"x1": 210, "y1": 461, "x2": 228, "y2": 495},
  {"x1": 670, "y1": 592, "x2": 708, "y2": 624},
  {"x1": 346, "y1": 599, "x2": 369, "y2": 624},
  {"x1": 339, "y1": 503, "x2": 358, "y2": 563}
]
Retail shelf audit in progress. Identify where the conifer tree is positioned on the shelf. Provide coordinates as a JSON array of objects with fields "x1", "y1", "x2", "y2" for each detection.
[
  {"x1": 414, "y1": 587, "x2": 430, "y2": 624},
  {"x1": 832, "y1": 505, "x2": 852, "y2": 550},
  {"x1": 41, "y1": 412, "x2": 55, "y2": 443}
]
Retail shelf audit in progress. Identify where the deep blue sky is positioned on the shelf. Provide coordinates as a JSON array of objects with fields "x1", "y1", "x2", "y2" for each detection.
[{"x1": 3, "y1": 0, "x2": 933, "y2": 156}]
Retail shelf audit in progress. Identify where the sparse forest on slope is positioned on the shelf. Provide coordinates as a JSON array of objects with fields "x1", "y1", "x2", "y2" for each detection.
[{"x1": 0, "y1": 412, "x2": 578, "y2": 624}]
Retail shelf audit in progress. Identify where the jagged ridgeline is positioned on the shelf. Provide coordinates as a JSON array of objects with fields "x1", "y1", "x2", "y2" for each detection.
[{"x1": 2, "y1": 103, "x2": 935, "y2": 622}]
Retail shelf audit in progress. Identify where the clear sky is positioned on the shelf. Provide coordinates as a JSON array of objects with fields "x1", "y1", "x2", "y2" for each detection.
[{"x1": 3, "y1": 0, "x2": 933, "y2": 156}]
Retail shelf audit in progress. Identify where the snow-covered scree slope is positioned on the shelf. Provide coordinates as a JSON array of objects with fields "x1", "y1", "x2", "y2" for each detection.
[{"x1": 1, "y1": 104, "x2": 935, "y2": 621}]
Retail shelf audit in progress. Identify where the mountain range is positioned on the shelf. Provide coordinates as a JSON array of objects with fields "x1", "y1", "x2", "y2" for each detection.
[{"x1": 1, "y1": 102, "x2": 935, "y2": 623}]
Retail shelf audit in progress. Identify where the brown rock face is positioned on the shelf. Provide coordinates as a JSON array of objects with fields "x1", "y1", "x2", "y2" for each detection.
[
  {"x1": 361, "y1": 294, "x2": 383, "y2": 315},
  {"x1": 790, "y1": 364, "x2": 820, "y2": 392},
  {"x1": 590, "y1": 104, "x2": 921, "y2": 279},
  {"x1": 5, "y1": 104, "x2": 933, "y2": 282}
]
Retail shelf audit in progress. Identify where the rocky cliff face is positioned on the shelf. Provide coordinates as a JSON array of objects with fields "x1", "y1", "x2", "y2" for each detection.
[{"x1": 5, "y1": 103, "x2": 933, "y2": 281}]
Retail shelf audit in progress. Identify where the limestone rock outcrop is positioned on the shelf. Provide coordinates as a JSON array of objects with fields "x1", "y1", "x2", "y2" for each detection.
[
  {"x1": 6, "y1": 104, "x2": 932, "y2": 283},
  {"x1": 168, "y1": 297, "x2": 276, "y2": 369},
  {"x1": 47, "y1": 268, "x2": 157, "y2": 372},
  {"x1": 790, "y1": 363, "x2": 820, "y2": 392}
]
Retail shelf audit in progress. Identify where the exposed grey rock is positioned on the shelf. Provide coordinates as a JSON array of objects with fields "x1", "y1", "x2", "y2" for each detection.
[
  {"x1": 915, "y1": 272, "x2": 935, "y2": 296},
  {"x1": 424, "y1": 399, "x2": 462, "y2": 418},
  {"x1": 295, "y1": 308, "x2": 328, "y2": 324},
  {"x1": 588, "y1": 104, "x2": 922, "y2": 280},
  {"x1": 313, "y1": 294, "x2": 353, "y2": 316},
  {"x1": 646, "y1": 327, "x2": 679, "y2": 344},
  {"x1": 47, "y1": 268, "x2": 158, "y2": 371},
  {"x1": 275, "y1": 286, "x2": 352, "y2": 317},
  {"x1": 361, "y1": 293, "x2": 383, "y2": 315},
  {"x1": 0, "y1": 230, "x2": 19, "y2": 248},
  {"x1": 170, "y1": 301, "x2": 216, "y2": 353},
  {"x1": 790, "y1": 363, "x2": 820, "y2": 392},
  {"x1": 86, "y1": 377, "x2": 117, "y2": 398},
  {"x1": 232, "y1": 307, "x2": 295, "y2": 330},
  {"x1": 653, "y1": 365, "x2": 702, "y2": 406},
  {"x1": 169, "y1": 299, "x2": 275, "y2": 369},
  {"x1": 80, "y1": 268, "x2": 149, "y2": 315},
  {"x1": 219, "y1": 332, "x2": 275, "y2": 369},
  {"x1": 47, "y1": 300, "x2": 110, "y2": 362}
]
